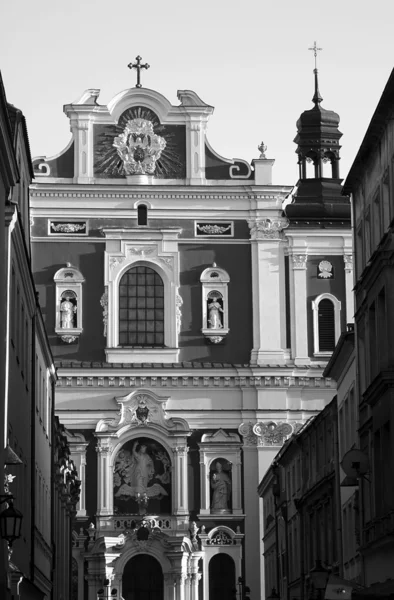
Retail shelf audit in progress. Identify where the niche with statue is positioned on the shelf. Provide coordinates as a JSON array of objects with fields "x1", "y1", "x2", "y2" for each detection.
[
  {"x1": 53, "y1": 264, "x2": 85, "y2": 344},
  {"x1": 210, "y1": 458, "x2": 232, "y2": 514},
  {"x1": 200, "y1": 264, "x2": 230, "y2": 344},
  {"x1": 113, "y1": 438, "x2": 172, "y2": 516}
]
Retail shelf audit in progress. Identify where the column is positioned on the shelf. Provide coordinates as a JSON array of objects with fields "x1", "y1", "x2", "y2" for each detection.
[
  {"x1": 249, "y1": 218, "x2": 289, "y2": 366},
  {"x1": 190, "y1": 573, "x2": 201, "y2": 600},
  {"x1": 173, "y1": 445, "x2": 189, "y2": 515},
  {"x1": 96, "y1": 442, "x2": 112, "y2": 516},
  {"x1": 68, "y1": 435, "x2": 88, "y2": 518},
  {"x1": 289, "y1": 253, "x2": 310, "y2": 365},
  {"x1": 343, "y1": 254, "x2": 354, "y2": 323}
]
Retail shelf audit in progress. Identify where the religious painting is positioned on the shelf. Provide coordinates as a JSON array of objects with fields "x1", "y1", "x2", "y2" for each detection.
[
  {"x1": 94, "y1": 106, "x2": 186, "y2": 179},
  {"x1": 113, "y1": 438, "x2": 171, "y2": 515},
  {"x1": 210, "y1": 458, "x2": 232, "y2": 514}
]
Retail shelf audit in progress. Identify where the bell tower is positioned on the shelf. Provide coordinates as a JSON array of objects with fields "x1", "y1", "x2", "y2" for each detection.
[{"x1": 286, "y1": 44, "x2": 350, "y2": 224}]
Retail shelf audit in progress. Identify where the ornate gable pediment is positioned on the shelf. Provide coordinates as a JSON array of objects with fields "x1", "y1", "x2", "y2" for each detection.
[{"x1": 96, "y1": 389, "x2": 189, "y2": 434}]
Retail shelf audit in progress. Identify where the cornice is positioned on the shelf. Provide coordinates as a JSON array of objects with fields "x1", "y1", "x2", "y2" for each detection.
[{"x1": 56, "y1": 368, "x2": 334, "y2": 390}]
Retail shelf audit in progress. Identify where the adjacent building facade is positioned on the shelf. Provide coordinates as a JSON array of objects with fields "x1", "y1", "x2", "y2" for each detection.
[
  {"x1": 1, "y1": 72, "x2": 80, "y2": 600},
  {"x1": 343, "y1": 68, "x2": 394, "y2": 596}
]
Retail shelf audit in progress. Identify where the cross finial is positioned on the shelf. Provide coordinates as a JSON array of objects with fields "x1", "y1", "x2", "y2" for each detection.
[
  {"x1": 308, "y1": 41, "x2": 322, "y2": 70},
  {"x1": 128, "y1": 56, "x2": 150, "y2": 88}
]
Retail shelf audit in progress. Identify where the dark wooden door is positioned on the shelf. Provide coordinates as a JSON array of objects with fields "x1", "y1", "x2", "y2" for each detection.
[{"x1": 122, "y1": 554, "x2": 163, "y2": 600}]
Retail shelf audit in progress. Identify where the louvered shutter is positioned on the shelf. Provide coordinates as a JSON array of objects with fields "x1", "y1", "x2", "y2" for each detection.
[{"x1": 318, "y1": 299, "x2": 335, "y2": 351}]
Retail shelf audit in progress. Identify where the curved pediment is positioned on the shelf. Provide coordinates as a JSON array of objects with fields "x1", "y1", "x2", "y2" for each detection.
[
  {"x1": 96, "y1": 389, "x2": 190, "y2": 435},
  {"x1": 33, "y1": 85, "x2": 254, "y2": 184}
]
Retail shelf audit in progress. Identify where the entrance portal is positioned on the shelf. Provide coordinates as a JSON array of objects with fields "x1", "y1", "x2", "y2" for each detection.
[
  {"x1": 122, "y1": 554, "x2": 164, "y2": 600},
  {"x1": 209, "y1": 554, "x2": 236, "y2": 600}
]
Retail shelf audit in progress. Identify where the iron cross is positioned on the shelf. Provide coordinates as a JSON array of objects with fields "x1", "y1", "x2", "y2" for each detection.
[
  {"x1": 308, "y1": 41, "x2": 322, "y2": 69},
  {"x1": 128, "y1": 56, "x2": 150, "y2": 88}
]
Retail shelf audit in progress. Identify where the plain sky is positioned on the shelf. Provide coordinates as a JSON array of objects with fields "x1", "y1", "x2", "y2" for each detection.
[{"x1": 1, "y1": 0, "x2": 393, "y2": 186}]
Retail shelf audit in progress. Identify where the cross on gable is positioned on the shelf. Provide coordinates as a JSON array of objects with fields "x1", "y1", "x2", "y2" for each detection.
[{"x1": 128, "y1": 55, "x2": 150, "y2": 88}]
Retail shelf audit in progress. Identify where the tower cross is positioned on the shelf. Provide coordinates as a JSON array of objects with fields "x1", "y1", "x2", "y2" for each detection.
[
  {"x1": 308, "y1": 41, "x2": 322, "y2": 70},
  {"x1": 128, "y1": 56, "x2": 150, "y2": 88}
]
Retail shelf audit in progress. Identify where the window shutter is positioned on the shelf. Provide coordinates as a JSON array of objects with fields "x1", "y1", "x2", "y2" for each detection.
[{"x1": 318, "y1": 299, "x2": 335, "y2": 351}]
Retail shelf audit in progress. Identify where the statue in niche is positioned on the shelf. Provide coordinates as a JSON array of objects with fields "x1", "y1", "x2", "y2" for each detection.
[
  {"x1": 210, "y1": 460, "x2": 232, "y2": 513},
  {"x1": 207, "y1": 294, "x2": 224, "y2": 329},
  {"x1": 113, "y1": 439, "x2": 171, "y2": 514},
  {"x1": 60, "y1": 293, "x2": 77, "y2": 329}
]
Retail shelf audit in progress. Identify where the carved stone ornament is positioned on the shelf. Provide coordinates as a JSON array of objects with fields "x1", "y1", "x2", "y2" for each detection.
[
  {"x1": 50, "y1": 222, "x2": 87, "y2": 234},
  {"x1": 291, "y1": 254, "x2": 308, "y2": 269},
  {"x1": 343, "y1": 254, "x2": 353, "y2": 271},
  {"x1": 238, "y1": 422, "x2": 258, "y2": 446},
  {"x1": 61, "y1": 335, "x2": 78, "y2": 344},
  {"x1": 96, "y1": 389, "x2": 190, "y2": 434},
  {"x1": 196, "y1": 224, "x2": 232, "y2": 236},
  {"x1": 318, "y1": 260, "x2": 333, "y2": 279},
  {"x1": 258, "y1": 141, "x2": 267, "y2": 158},
  {"x1": 176, "y1": 293, "x2": 183, "y2": 334},
  {"x1": 127, "y1": 246, "x2": 156, "y2": 256},
  {"x1": 253, "y1": 421, "x2": 293, "y2": 446},
  {"x1": 110, "y1": 256, "x2": 126, "y2": 270},
  {"x1": 207, "y1": 530, "x2": 233, "y2": 545},
  {"x1": 100, "y1": 290, "x2": 108, "y2": 337},
  {"x1": 248, "y1": 217, "x2": 289, "y2": 240},
  {"x1": 208, "y1": 336, "x2": 224, "y2": 344},
  {"x1": 113, "y1": 118, "x2": 166, "y2": 175}
]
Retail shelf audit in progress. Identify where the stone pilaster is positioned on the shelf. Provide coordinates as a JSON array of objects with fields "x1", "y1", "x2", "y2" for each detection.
[
  {"x1": 96, "y1": 443, "x2": 112, "y2": 516},
  {"x1": 249, "y1": 217, "x2": 289, "y2": 365},
  {"x1": 289, "y1": 253, "x2": 310, "y2": 365},
  {"x1": 173, "y1": 445, "x2": 189, "y2": 515}
]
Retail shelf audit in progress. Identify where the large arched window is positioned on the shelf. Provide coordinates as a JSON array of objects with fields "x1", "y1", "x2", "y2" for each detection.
[
  {"x1": 119, "y1": 266, "x2": 164, "y2": 346},
  {"x1": 312, "y1": 293, "x2": 341, "y2": 355}
]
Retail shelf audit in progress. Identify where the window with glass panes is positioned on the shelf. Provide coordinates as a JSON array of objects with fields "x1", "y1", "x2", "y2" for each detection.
[{"x1": 119, "y1": 266, "x2": 164, "y2": 346}]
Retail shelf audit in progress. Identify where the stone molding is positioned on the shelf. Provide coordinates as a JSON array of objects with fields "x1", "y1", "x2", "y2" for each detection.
[{"x1": 57, "y1": 373, "x2": 334, "y2": 389}]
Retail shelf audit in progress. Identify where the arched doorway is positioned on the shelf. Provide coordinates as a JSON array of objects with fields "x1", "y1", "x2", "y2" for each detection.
[
  {"x1": 209, "y1": 553, "x2": 236, "y2": 600},
  {"x1": 122, "y1": 554, "x2": 164, "y2": 600}
]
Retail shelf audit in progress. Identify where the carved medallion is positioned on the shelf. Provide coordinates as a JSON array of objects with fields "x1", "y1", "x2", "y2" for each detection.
[{"x1": 113, "y1": 119, "x2": 166, "y2": 175}]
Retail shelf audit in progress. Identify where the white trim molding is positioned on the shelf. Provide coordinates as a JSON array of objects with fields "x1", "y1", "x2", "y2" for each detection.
[
  {"x1": 311, "y1": 293, "x2": 341, "y2": 356},
  {"x1": 103, "y1": 228, "x2": 181, "y2": 363}
]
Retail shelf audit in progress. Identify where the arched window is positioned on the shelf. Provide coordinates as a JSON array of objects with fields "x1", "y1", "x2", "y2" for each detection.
[
  {"x1": 318, "y1": 299, "x2": 335, "y2": 351},
  {"x1": 119, "y1": 266, "x2": 164, "y2": 346},
  {"x1": 312, "y1": 293, "x2": 341, "y2": 355},
  {"x1": 137, "y1": 204, "x2": 148, "y2": 226}
]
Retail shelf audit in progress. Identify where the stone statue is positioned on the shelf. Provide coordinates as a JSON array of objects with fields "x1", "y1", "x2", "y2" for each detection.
[
  {"x1": 60, "y1": 295, "x2": 77, "y2": 329},
  {"x1": 208, "y1": 297, "x2": 223, "y2": 329},
  {"x1": 114, "y1": 440, "x2": 168, "y2": 501},
  {"x1": 210, "y1": 461, "x2": 231, "y2": 512}
]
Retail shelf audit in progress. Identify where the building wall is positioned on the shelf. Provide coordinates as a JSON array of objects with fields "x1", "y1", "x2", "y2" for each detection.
[{"x1": 344, "y1": 70, "x2": 394, "y2": 593}]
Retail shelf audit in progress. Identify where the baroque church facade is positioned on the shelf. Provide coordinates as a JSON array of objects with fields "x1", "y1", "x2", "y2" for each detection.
[{"x1": 29, "y1": 67, "x2": 352, "y2": 600}]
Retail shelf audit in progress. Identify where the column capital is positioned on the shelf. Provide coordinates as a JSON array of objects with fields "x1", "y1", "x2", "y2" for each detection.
[
  {"x1": 343, "y1": 253, "x2": 353, "y2": 271},
  {"x1": 248, "y1": 217, "x2": 289, "y2": 240},
  {"x1": 238, "y1": 422, "x2": 258, "y2": 447},
  {"x1": 291, "y1": 253, "x2": 308, "y2": 269}
]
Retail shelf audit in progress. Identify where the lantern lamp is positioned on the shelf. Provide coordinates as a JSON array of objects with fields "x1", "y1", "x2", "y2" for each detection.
[{"x1": 0, "y1": 498, "x2": 23, "y2": 545}]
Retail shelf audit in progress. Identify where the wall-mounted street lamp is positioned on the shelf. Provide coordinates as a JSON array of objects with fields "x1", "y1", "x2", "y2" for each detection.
[
  {"x1": 0, "y1": 496, "x2": 23, "y2": 546},
  {"x1": 310, "y1": 560, "x2": 330, "y2": 600}
]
